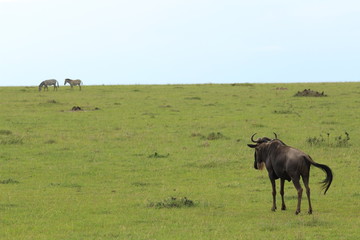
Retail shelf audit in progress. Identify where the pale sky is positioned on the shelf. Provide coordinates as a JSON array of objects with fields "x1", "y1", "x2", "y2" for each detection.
[{"x1": 0, "y1": 0, "x2": 359, "y2": 86}]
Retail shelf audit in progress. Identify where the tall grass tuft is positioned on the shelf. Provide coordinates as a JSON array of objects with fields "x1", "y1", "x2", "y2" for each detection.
[{"x1": 0, "y1": 136, "x2": 24, "y2": 145}]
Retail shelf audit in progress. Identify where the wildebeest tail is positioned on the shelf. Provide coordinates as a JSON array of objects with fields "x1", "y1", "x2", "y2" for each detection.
[{"x1": 305, "y1": 156, "x2": 333, "y2": 194}]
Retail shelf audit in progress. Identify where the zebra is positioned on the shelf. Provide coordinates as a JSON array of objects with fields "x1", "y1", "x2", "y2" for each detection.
[
  {"x1": 39, "y1": 79, "x2": 59, "y2": 91},
  {"x1": 64, "y1": 78, "x2": 82, "y2": 90}
]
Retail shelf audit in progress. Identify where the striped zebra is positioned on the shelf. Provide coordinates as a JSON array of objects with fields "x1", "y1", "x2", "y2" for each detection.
[
  {"x1": 39, "y1": 79, "x2": 59, "y2": 91},
  {"x1": 64, "y1": 78, "x2": 82, "y2": 90}
]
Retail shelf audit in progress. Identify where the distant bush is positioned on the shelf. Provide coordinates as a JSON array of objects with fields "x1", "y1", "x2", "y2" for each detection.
[
  {"x1": 306, "y1": 135, "x2": 326, "y2": 146},
  {"x1": 273, "y1": 109, "x2": 294, "y2": 114},
  {"x1": 306, "y1": 132, "x2": 350, "y2": 147},
  {"x1": 192, "y1": 132, "x2": 228, "y2": 141},
  {"x1": 0, "y1": 178, "x2": 20, "y2": 184},
  {"x1": 131, "y1": 182, "x2": 150, "y2": 187},
  {"x1": 184, "y1": 96, "x2": 201, "y2": 100},
  {"x1": 205, "y1": 132, "x2": 227, "y2": 140},
  {"x1": 294, "y1": 89, "x2": 327, "y2": 97},
  {"x1": 45, "y1": 139, "x2": 56, "y2": 144},
  {"x1": 148, "y1": 152, "x2": 170, "y2": 158},
  {"x1": 230, "y1": 83, "x2": 253, "y2": 87},
  {"x1": 148, "y1": 197, "x2": 195, "y2": 209},
  {"x1": 0, "y1": 130, "x2": 12, "y2": 135},
  {"x1": 334, "y1": 132, "x2": 351, "y2": 147},
  {"x1": 273, "y1": 104, "x2": 300, "y2": 117}
]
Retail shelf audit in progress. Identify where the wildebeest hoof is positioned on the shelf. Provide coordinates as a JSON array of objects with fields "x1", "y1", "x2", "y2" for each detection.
[
  {"x1": 295, "y1": 210, "x2": 300, "y2": 215},
  {"x1": 271, "y1": 207, "x2": 277, "y2": 212},
  {"x1": 308, "y1": 210, "x2": 313, "y2": 214},
  {"x1": 281, "y1": 205, "x2": 286, "y2": 210}
]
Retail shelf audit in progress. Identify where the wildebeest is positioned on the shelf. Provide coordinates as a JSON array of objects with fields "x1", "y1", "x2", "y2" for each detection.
[
  {"x1": 64, "y1": 78, "x2": 82, "y2": 90},
  {"x1": 247, "y1": 133, "x2": 333, "y2": 214},
  {"x1": 39, "y1": 79, "x2": 59, "y2": 91}
]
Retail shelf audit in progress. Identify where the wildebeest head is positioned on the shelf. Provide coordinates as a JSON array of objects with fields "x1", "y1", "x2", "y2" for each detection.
[{"x1": 247, "y1": 133, "x2": 279, "y2": 170}]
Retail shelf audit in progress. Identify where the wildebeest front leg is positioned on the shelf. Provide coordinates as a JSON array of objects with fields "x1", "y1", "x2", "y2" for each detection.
[
  {"x1": 270, "y1": 179, "x2": 277, "y2": 211},
  {"x1": 280, "y1": 178, "x2": 286, "y2": 210},
  {"x1": 292, "y1": 178, "x2": 303, "y2": 215}
]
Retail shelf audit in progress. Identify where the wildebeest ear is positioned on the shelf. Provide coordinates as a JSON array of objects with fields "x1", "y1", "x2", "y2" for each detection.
[{"x1": 247, "y1": 144, "x2": 257, "y2": 148}]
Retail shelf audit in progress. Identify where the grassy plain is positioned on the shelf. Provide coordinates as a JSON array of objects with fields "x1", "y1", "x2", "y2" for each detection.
[{"x1": 0, "y1": 83, "x2": 359, "y2": 239}]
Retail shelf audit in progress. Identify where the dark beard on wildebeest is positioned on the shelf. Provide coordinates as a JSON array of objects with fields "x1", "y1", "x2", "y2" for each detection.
[
  {"x1": 247, "y1": 133, "x2": 333, "y2": 215},
  {"x1": 253, "y1": 152, "x2": 265, "y2": 170},
  {"x1": 257, "y1": 162, "x2": 265, "y2": 170}
]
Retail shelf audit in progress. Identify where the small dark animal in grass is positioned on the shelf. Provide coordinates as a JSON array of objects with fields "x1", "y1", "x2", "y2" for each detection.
[
  {"x1": 39, "y1": 79, "x2": 59, "y2": 91},
  {"x1": 64, "y1": 78, "x2": 83, "y2": 90},
  {"x1": 247, "y1": 133, "x2": 333, "y2": 215}
]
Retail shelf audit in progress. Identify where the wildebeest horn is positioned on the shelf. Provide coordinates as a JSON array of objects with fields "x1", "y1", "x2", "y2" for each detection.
[
  {"x1": 273, "y1": 132, "x2": 278, "y2": 139},
  {"x1": 251, "y1": 133, "x2": 257, "y2": 143}
]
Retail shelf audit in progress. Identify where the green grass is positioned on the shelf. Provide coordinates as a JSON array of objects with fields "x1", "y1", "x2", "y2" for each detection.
[{"x1": 0, "y1": 83, "x2": 359, "y2": 239}]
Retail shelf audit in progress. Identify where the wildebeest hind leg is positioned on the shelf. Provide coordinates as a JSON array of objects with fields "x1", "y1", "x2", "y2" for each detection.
[
  {"x1": 270, "y1": 179, "x2": 277, "y2": 211},
  {"x1": 292, "y1": 178, "x2": 303, "y2": 215},
  {"x1": 280, "y1": 178, "x2": 286, "y2": 210},
  {"x1": 302, "y1": 176, "x2": 312, "y2": 214}
]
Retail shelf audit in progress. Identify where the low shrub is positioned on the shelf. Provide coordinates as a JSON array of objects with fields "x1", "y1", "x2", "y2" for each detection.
[
  {"x1": 306, "y1": 132, "x2": 350, "y2": 147},
  {"x1": 148, "y1": 152, "x2": 170, "y2": 158},
  {"x1": 205, "y1": 132, "x2": 227, "y2": 140},
  {"x1": 0, "y1": 130, "x2": 12, "y2": 135},
  {"x1": 192, "y1": 132, "x2": 228, "y2": 141},
  {"x1": 0, "y1": 179, "x2": 20, "y2": 184},
  {"x1": 148, "y1": 197, "x2": 195, "y2": 209}
]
